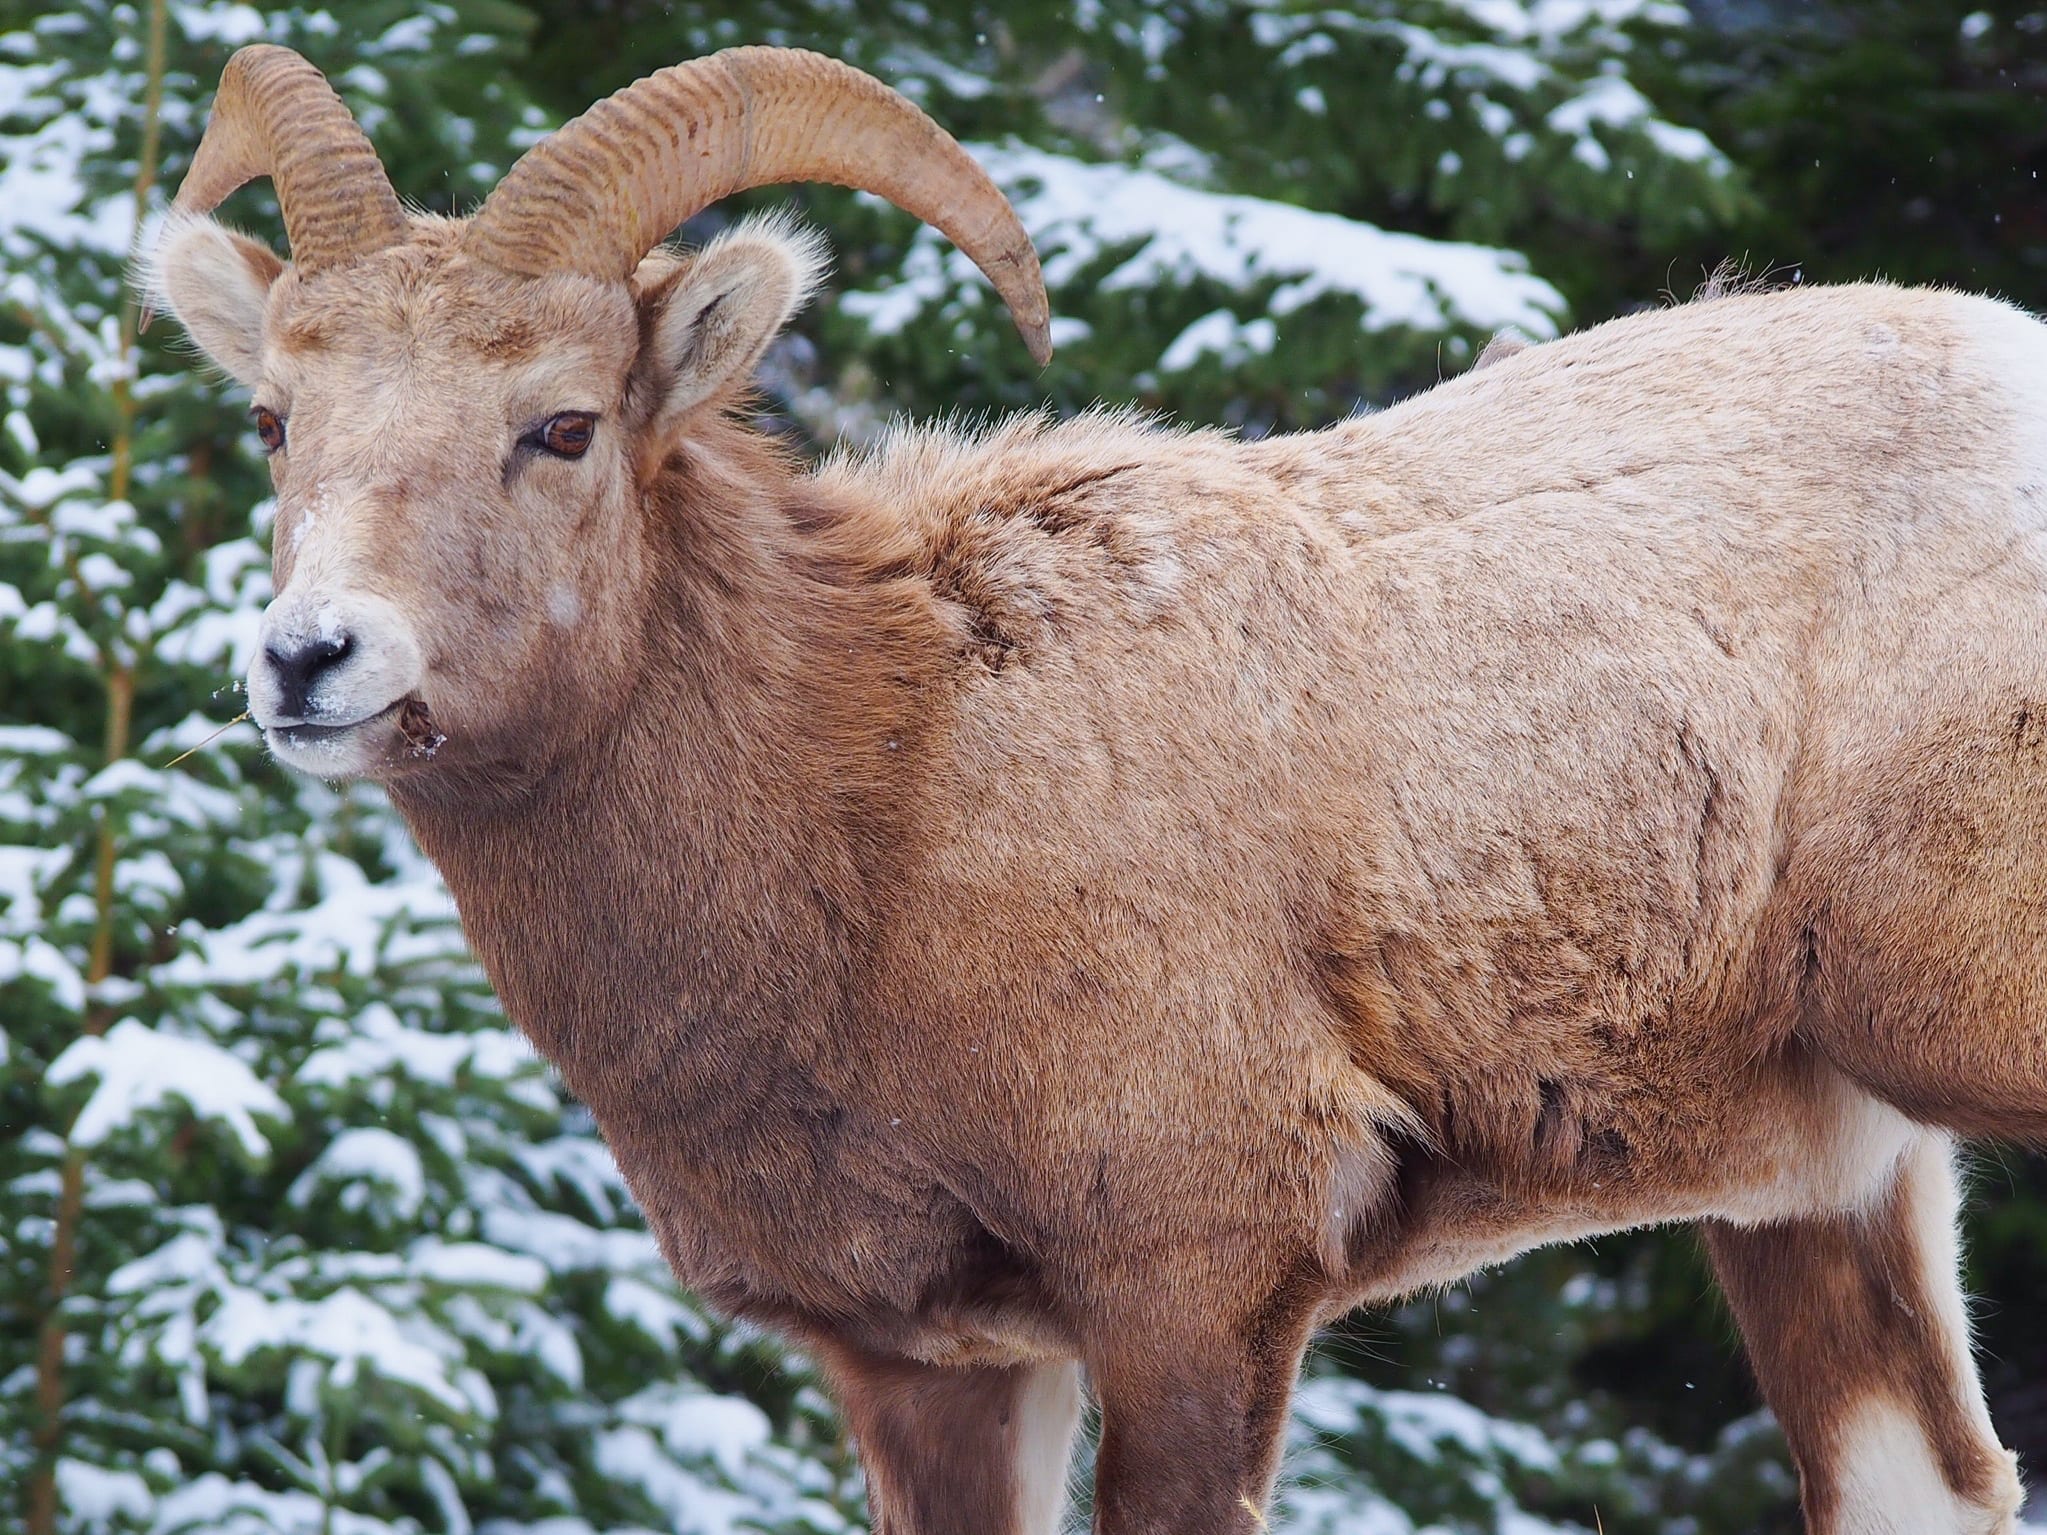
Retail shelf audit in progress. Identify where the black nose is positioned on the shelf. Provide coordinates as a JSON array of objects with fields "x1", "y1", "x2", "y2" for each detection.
[{"x1": 265, "y1": 634, "x2": 352, "y2": 718}]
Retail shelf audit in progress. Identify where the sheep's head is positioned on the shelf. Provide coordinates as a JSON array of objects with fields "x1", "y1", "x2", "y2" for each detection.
[{"x1": 144, "y1": 45, "x2": 1049, "y2": 785}]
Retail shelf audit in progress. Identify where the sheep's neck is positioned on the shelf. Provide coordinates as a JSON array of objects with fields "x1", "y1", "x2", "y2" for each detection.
[{"x1": 393, "y1": 482, "x2": 897, "y2": 1125}]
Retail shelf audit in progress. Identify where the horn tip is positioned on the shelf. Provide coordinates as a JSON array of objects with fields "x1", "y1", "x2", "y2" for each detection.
[{"x1": 1019, "y1": 318, "x2": 1053, "y2": 369}]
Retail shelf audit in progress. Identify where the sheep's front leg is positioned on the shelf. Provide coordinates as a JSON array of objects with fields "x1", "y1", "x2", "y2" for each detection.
[
  {"x1": 1087, "y1": 1304, "x2": 1319, "y2": 1535},
  {"x1": 819, "y1": 1344, "x2": 1084, "y2": 1535},
  {"x1": 1703, "y1": 1131, "x2": 2024, "y2": 1534}
]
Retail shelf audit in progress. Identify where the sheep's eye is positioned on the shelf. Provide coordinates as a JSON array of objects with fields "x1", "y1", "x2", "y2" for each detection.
[
  {"x1": 252, "y1": 406, "x2": 286, "y2": 454},
  {"x1": 536, "y1": 412, "x2": 596, "y2": 459}
]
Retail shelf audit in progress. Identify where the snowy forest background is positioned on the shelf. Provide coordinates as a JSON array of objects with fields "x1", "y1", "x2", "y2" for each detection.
[{"x1": 4, "y1": 1, "x2": 2047, "y2": 1532}]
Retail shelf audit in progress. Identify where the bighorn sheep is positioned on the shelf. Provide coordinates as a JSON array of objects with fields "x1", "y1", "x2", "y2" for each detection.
[{"x1": 145, "y1": 43, "x2": 2046, "y2": 1535}]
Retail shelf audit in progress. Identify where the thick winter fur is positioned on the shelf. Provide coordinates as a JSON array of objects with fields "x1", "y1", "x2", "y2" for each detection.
[{"x1": 148, "y1": 202, "x2": 2046, "y2": 1534}]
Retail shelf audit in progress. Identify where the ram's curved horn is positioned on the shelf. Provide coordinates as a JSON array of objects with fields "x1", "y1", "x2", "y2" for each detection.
[
  {"x1": 463, "y1": 46, "x2": 1051, "y2": 365},
  {"x1": 170, "y1": 44, "x2": 407, "y2": 274}
]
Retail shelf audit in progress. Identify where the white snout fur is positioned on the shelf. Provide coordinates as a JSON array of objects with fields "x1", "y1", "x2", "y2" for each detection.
[
  {"x1": 249, "y1": 486, "x2": 428, "y2": 775},
  {"x1": 251, "y1": 587, "x2": 422, "y2": 722},
  {"x1": 252, "y1": 581, "x2": 423, "y2": 776}
]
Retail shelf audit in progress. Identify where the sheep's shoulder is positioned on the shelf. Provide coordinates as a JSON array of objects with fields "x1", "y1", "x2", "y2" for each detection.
[{"x1": 816, "y1": 412, "x2": 1267, "y2": 670}]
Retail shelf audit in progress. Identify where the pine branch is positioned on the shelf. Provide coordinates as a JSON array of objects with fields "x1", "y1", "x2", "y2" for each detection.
[{"x1": 24, "y1": 3, "x2": 166, "y2": 1529}]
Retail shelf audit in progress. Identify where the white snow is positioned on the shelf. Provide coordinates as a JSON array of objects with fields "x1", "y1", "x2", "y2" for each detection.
[
  {"x1": 595, "y1": 1425, "x2": 753, "y2": 1535},
  {"x1": 1282, "y1": 1374, "x2": 1585, "y2": 1535},
  {"x1": 288, "y1": 1126, "x2": 428, "y2": 1219},
  {"x1": 481, "y1": 1204, "x2": 668, "y2": 1276},
  {"x1": 54, "y1": 1459, "x2": 151, "y2": 1522},
  {"x1": 163, "y1": 856, "x2": 472, "y2": 988},
  {"x1": 155, "y1": 603, "x2": 263, "y2": 669},
  {"x1": 201, "y1": 1286, "x2": 479, "y2": 1416},
  {"x1": 0, "y1": 58, "x2": 137, "y2": 260},
  {"x1": 107, "y1": 1228, "x2": 226, "y2": 1297},
  {"x1": 47, "y1": 1017, "x2": 286, "y2": 1158},
  {"x1": 170, "y1": 2, "x2": 268, "y2": 46},
  {"x1": 512, "y1": 1300, "x2": 584, "y2": 1387},
  {"x1": 604, "y1": 1275, "x2": 711, "y2": 1345},
  {"x1": 81, "y1": 757, "x2": 242, "y2": 830},
  {"x1": 1295, "y1": 1375, "x2": 1561, "y2": 1472},
  {"x1": 1548, "y1": 74, "x2": 1717, "y2": 164},
  {"x1": 591, "y1": 1383, "x2": 852, "y2": 1535},
  {"x1": 408, "y1": 1238, "x2": 548, "y2": 1294},
  {"x1": 151, "y1": 1472, "x2": 421, "y2": 1535},
  {"x1": 619, "y1": 1383, "x2": 774, "y2": 1481},
  {"x1": 114, "y1": 847, "x2": 182, "y2": 903},
  {"x1": 1160, "y1": 310, "x2": 1281, "y2": 372},
  {"x1": 0, "y1": 843, "x2": 65, "y2": 932},
  {"x1": 843, "y1": 143, "x2": 1563, "y2": 365},
  {"x1": 49, "y1": 493, "x2": 143, "y2": 543},
  {"x1": 517, "y1": 1133, "x2": 632, "y2": 1220},
  {"x1": 0, "y1": 724, "x2": 71, "y2": 755},
  {"x1": 376, "y1": 14, "x2": 438, "y2": 51},
  {"x1": 296, "y1": 1003, "x2": 538, "y2": 1093},
  {"x1": 0, "y1": 932, "x2": 85, "y2": 1011},
  {"x1": 1234, "y1": 0, "x2": 1725, "y2": 184}
]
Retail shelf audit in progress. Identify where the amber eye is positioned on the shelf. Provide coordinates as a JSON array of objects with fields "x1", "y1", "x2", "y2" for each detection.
[
  {"x1": 537, "y1": 412, "x2": 596, "y2": 459},
  {"x1": 252, "y1": 405, "x2": 286, "y2": 454}
]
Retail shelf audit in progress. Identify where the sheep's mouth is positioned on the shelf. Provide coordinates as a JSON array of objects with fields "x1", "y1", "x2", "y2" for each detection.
[
  {"x1": 268, "y1": 697, "x2": 445, "y2": 768},
  {"x1": 270, "y1": 698, "x2": 404, "y2": 748}
]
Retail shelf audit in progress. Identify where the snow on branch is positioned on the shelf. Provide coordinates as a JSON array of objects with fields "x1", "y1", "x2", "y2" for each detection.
[
  {"x1": 1244, "y1": 0, "x2": 1730, "y2": 180},
  {"x1": 47, "y1": 1017, "x2": 287, "y2": 1158},
  {"x1": 845, "y1": 144, "x2": 1563, "y2": 373}
]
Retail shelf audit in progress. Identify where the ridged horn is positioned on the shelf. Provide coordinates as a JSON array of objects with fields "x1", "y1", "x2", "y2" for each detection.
[
  {"x1": 171, "y1": 44, "x2": 407, "y2": 275},
  {"x1": 463, "y1": 46, "x2": 1052, "y2": 366}
]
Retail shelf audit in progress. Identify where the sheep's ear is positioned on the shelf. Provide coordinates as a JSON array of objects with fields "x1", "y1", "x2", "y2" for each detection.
[
  {"x1": 633, "y1": 214, "x2": 828, "y2": 436},
  {"x1": 140, "y1": 214, "x2": 284, "y2": 387}
]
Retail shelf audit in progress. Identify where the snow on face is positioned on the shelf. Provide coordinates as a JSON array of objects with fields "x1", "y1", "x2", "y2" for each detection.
[{"x1": 547, "y1": 581, "x2": 582, "y2": 628}]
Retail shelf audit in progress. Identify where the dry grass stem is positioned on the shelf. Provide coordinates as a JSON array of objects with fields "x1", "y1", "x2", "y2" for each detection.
[{"x1": 162, "y1": 710, "x2": 252, "y2": 768}]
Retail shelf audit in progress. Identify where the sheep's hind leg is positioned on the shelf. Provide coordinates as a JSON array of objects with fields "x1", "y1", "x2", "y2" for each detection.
[
  {"x1": 1702, "y1": 1130, "x2": 2022, "y2": 1535},
  {"x1": 819, "y1": 1345, "x2": 1083, "y2": 1535}
]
